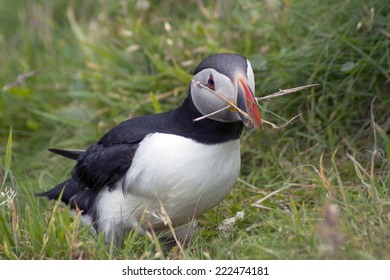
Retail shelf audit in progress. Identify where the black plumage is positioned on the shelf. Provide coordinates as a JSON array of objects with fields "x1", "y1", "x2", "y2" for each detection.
[
  {"x1": 36, "y1": 94, "x2": 243, "y2": 220},
  {"x1": 194, "y1": 53, "x2": 248, "y2": 81}
]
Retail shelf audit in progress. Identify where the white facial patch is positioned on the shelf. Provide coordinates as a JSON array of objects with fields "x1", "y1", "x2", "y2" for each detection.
[{"x1": 191, "y1": 68, "x2": 241, "y2": 123}]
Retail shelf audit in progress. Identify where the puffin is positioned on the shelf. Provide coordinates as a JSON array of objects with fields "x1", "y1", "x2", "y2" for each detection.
[{"x1": 36, "y1": 53, "x2": 262, "y2": 242}]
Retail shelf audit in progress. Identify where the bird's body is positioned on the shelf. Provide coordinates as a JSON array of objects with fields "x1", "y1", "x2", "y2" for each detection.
[
  {"x1": 96, "y1": 133, "x2": 240, "y2": 237},
  {"x1": 37, "y1": 53, "x2": 262, "y2": 242}
]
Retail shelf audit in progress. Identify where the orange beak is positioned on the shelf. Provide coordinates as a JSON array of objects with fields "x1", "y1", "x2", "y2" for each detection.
[{"x1": 236, "y1": 75, "x2": 262, "y2": 129}]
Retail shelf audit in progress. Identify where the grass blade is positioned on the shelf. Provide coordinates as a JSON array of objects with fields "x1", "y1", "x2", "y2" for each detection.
[
  {"x1": 149, "y1": 92, "x2": 162, "y2": 113},
  {"x1": 2, "y1": 127, "x2": 13, "y2": 186}
]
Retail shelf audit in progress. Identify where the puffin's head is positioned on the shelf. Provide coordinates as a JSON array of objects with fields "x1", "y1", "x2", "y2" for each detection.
[{"x1": 190, "y1": 53, "x2": 262, "y2": 129}]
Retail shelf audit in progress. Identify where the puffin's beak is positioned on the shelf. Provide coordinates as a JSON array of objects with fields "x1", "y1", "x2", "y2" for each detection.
[{"x1": 235, "y1": 74, "x2": 262, "y2": 129}]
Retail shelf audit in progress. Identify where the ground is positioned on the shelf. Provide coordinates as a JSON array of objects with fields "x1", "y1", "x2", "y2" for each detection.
[{"x1": 0, "y1": 0, "x2": 389, "y2": 259}]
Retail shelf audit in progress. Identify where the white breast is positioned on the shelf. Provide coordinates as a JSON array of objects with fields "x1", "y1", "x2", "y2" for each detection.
[{"x1": 95, "y1": 133, "x2": 241, "y2": 235}]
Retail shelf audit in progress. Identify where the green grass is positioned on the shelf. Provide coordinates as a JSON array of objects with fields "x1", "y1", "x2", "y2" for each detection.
[{"x1": 0, "y1": 0, "x2": 389, "y2": 259}]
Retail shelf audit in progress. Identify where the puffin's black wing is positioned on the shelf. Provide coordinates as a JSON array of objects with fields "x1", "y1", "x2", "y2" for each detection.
[
  {"x1": 72, "y1": 142, "x2": 139, "y2": 190},
  {"x1": 71, "y1": 111, "x2": 176, "y2": 191}
]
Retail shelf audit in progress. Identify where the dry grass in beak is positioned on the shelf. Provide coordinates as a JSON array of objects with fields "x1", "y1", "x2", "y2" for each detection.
[
  {"x1": 262, "y1": 114, "x2": 302, "y2": 130},
  {"x1": 193, "y1": 105, "x2": 232, "y2": 122},
  {"x1": 191, "y1": 79, "x2": 255, "y2": 123},
  {"x1": 192, "y1": 79, "x2": 319, "y2": 129},
  {"x1": 257, "y1": 84, "x2": 319, "y2": 101},
  {"x1": 258, "y1": 84, "x2": 319, "y2": 129}
]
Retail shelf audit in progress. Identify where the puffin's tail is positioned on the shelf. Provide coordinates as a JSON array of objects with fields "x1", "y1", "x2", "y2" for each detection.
[
  {"x1": 35, "y1": 179, "x2": 81, "y2": 205},
  {"x1": 35, "y1": 179, "x2": 99, "y2": 219},
  {"x1": 48, "y1": 148, "x2": 84, "y2": 160}
]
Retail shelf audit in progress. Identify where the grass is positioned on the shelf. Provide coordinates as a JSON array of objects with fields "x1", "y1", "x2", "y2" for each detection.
[{"x1": 0, "y1": 0, "x2": 389, "y2": 259}]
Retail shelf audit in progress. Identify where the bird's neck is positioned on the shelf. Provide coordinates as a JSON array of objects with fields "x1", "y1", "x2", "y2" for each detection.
[{"x1": 172, "y1": 94, "x2": 243, "y2": 144}]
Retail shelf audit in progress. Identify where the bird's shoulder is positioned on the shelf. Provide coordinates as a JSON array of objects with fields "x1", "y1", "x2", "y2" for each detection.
[
  {"x1": 72, "y1": 111, "x2": 176, "y2": 190},
  {"x1": 98, "y1": 110, "x2": 176, "y2": 146}
]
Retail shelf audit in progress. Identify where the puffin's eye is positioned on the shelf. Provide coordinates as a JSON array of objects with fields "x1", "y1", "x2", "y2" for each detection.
[{"x1": 207, "y1": 74, "x2": 215, "y2": 90}]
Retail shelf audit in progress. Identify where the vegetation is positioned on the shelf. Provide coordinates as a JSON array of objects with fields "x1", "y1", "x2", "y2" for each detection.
[{"x1": 0, "y1": 0, "x2": 389, "y2": 259}]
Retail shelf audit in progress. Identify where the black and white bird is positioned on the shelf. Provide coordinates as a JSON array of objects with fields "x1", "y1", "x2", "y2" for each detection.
[{"x1": 36, "y1": 53, "x2": 262, "y2": 242}]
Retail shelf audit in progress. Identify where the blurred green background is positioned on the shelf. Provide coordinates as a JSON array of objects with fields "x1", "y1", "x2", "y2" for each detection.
[{"x1": 0, "y1": 0, "x2": 389, "y2": 259}]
